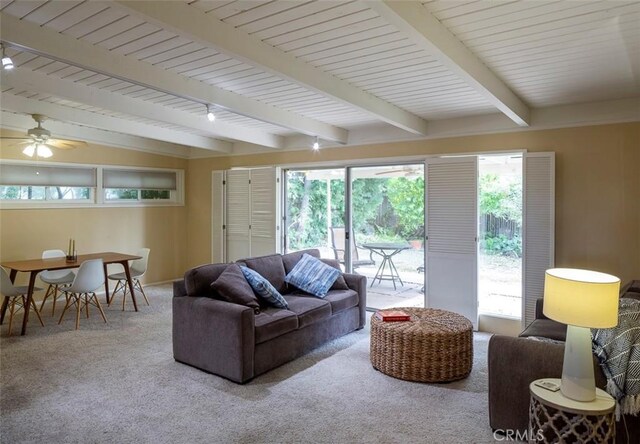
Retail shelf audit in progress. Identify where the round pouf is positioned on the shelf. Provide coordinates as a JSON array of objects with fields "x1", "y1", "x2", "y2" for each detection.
[{"x1": 370, "y1": 307, "x2": 473, "y2": 382}]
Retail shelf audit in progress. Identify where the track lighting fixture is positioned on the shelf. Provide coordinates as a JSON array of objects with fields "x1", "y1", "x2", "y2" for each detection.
[
  {"x1": 312, "y1": 136, "x2": 320, "y2": 150},
  {"x1": 1, "y1": 43, "x2": 14, "y2": 70},
  {"x1": 206, "y1": 104, "x2": 215, "y2": 122}
]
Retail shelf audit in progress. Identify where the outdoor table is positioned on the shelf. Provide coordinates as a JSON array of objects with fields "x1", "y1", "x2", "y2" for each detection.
[{"x1": 362, "y1": 242, "x2": 411, "y2": 289}]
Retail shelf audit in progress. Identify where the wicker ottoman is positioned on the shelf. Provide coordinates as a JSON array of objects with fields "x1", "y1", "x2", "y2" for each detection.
[{"x1": 370, "y1": 307, "x2": 473, "y2": 382}]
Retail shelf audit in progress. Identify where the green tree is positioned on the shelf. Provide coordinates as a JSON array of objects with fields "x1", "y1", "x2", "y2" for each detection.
[{"x1": 386, "y1": 177, "x2": 425, "y2": 239}]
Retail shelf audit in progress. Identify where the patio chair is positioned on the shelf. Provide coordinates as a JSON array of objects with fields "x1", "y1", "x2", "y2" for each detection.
[{"x1": 329, "y1": 227, "x2": 375, "y2": 269}]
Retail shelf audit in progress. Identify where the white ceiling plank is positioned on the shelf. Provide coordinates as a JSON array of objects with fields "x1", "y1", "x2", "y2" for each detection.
[
  {"x1": 113, "y1": 1, "x2": 430, "y2": 135},
  {"x1": 0, "y1": 68, "x2": 283, "y2": 149},
  {"x1": 1, "y1": 109, "x2": 193, "y2": 158},
  {"x1": 0, "y1": 12, "x2": 348, "y2": 143},
  {"x1": 0, "y1": 92, "x2": 231, "y2": 153},
  {"x1": 369, "y1": 0, "x2": 530, "y2": 127}
]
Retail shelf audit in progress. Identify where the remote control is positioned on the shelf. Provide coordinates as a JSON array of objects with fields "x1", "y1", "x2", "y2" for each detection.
[{"x1": 534, "y1": 380, "x2": 560, "y2": 392}]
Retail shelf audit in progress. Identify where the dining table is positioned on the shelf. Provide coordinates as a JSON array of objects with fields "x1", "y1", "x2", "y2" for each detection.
[
  {"x1": 362, "y1": 242, "x2": 411, "y2": 290},
  {"x1": 0, "y1": 251, "x2": 142, "y2": 335}
]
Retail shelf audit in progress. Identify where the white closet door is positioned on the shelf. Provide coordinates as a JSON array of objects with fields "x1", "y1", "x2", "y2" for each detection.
[
  {"x1": 522, "y1": 153, "x2": 555, "y2": 326},
  {"x1": 426, "y1": 157, "x2": 478, "y2": 328},
  {"x1": 249, "y1": 167, "x2": 277, "y2": 257},
  {"x1": 225, "y1": 170, "x2": 250, "y2": 262}
]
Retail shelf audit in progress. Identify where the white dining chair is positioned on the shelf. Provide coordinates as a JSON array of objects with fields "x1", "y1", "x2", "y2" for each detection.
[
  {"x1": 0, "y1": 267, "x2": 44, "y2": 336},
  {"x1": 39, "y1": 249, "x2": 76, "y2": 316},
  {"x1": 108, "y1": 248, "x2": 150, "y2": 309},
  {"x1": 58, "y1": 259, "x2": 107, "y2": 330}
]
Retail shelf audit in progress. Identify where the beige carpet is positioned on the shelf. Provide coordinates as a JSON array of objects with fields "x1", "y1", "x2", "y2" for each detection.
[{"x1": 1, "y1": 284, "x2": 498, "y2": 443}]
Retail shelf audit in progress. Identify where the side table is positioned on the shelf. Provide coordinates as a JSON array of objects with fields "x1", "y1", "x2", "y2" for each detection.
[{"x1": 528, "y1": 378, "x2": 615, "y2": 444}]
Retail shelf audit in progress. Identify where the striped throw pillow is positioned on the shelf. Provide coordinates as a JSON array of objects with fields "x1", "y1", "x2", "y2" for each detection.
[
  {"x1": 285, "y1": 253, "x2": 340, "y2": 298},
  {"x1": 240, "y1": 266, "x2": 289, "y2": 309}
]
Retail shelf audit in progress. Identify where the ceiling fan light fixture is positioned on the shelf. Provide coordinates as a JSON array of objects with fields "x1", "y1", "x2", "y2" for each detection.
[
  {"x1": 23, "y1": 144, "x2": 36, "y2": 157},
  {"x1": 312, "y1": 136, "x2": 320, "y2": 151},
  {"x1": 206, "y1": 105, "x2": 215, "y2": 122},
  {"x1": 1, "y1": 44, "x2": 13, "y2": 70},
  {"x1": 37, "y1": 144, "x2": 53, "y2": 158}
]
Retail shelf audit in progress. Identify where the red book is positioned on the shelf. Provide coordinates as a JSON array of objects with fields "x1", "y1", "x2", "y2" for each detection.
[{"x1": 375, "y1": 310, "x2": 411, "y2": 322}]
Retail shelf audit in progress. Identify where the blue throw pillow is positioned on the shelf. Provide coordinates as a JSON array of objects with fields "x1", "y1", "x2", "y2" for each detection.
[
  {"x1": 240, "y1": 266, "x2": 289, "y2": 309},
  {"x1": 285, "y1": 253, "x2": 340, "y2": 298}
]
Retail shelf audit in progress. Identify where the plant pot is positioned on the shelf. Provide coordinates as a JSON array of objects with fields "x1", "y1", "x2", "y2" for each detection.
[{"x1": 409, "y1": 239, "x2": 423, "y2": 250}]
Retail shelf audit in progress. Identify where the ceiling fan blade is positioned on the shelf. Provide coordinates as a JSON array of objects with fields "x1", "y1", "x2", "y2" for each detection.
[
  {"x1": 375, "y1": 170, "x2": 403, "y2": 175},
  {"x1": 47, "y1": 139, "x2": 88, "y2": 149},
  {"x1": 0, "y1": 137, "x2": 32, "y2": 141},
  {"x1": 1, "y1": 139, "x2": 33, "y2": 148}
]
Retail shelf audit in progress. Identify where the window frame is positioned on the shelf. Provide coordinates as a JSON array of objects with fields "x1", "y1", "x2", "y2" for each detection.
[{"x1": 0, "y1": 160, "x2": 184, "y2": 209}]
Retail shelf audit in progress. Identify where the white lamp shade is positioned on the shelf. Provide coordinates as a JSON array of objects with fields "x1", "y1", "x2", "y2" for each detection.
[{"x1": 543, "y1": 268, "x2": 620, "y2": 328}]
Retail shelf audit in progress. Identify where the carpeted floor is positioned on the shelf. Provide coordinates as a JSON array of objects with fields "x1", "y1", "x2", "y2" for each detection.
[{"x1": 1, "y1": 284, "x2": 499, "y2": 443}]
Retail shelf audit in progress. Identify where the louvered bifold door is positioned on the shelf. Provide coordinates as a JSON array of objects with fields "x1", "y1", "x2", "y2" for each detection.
[
  {"x1": 426, "y1": 157, "x2": 478, "y2": 329},
  {"x1": 249, "y1": 167, "x2": 277, "y2": 257},
  {"x1": 211, "y1": 171, "x2": 225, "y2": 263},
  {"x1": 225, "y1": 170, "x2": 251, "y2": 262},
  {"x1": 523, "y1": 153, "x2": 555, "y2": 327}
]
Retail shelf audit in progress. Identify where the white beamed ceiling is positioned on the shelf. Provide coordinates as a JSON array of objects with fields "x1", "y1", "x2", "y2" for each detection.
[{"x1": 1, "y1": 0, "x2": 639, "y2": 158}]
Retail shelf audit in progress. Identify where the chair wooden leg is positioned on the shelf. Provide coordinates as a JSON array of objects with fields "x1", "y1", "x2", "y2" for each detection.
[
  {"x1": 30, "y1": 298, "x2": 45, "y2": 327},
  {"x1": 75, "y1": 294, "x2": 82, "y2": 330},
  {"x1": 85, "y1": 294, "x2": 90, "y2": 318},
  {"x1": 93, "y1": 293, "x2": 108, "y2": 324},
  {"x1": 40, "y1": 285, "x2": 53, "y2": 312},
  {"x1": 58, "y1": 293, "x2": 72, "y2": 325},
  {"x1": 122, "y1": 282, "x2": 127, "y2": 311},
  {"x1": 51, "y1": 284, "x2": 59, "y2": 316},
  {"x1": 136, "y1": 280, "x2": 150, "y2": 306},
  {"x1": 8, "y1": 297, "x2": 19, "y2": 336},
  {"x1": 0, "y1": 295, "x2": 9, "y2": 325}
]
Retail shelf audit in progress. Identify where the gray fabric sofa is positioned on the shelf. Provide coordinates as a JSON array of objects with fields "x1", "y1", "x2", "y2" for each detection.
[
  {"x1": 172, "y1": 249, "x2": 366, "y2": 383},
  {"x1": 488, "y1": 280, "x2": 640, "y2": 442}
]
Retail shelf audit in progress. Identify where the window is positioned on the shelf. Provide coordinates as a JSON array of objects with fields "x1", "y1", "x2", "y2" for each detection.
[
  {"x1": 103, "y1": 168, "x2": 177, "y2": 202},
  {"x1": 0, "y1": 164, "x2": 95, "y2": 202},
  {"x1": 0, "y1": 162, "x2": 183, "y2": 208}
]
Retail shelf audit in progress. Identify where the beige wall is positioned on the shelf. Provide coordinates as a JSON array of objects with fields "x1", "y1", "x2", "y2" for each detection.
[
  {"x1": 187, "y1": 122, "x2": 640, "y2": 284},
  {"x1": 0, "y1": 141, "x2": 188, "y2": 285},
  {"x1": 2, "y1": 122, "x2": 638, "y2": 288}
]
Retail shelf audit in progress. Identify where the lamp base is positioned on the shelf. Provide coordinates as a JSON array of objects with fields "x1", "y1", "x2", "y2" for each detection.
[{"x1": 560, "y1": 324, "x2": 596, "y2": 402}]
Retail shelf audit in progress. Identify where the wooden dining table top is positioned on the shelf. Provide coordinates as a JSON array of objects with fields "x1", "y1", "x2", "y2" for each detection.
[{"x1": 1, "y1": 252, "x2": 141, "y2": 272}]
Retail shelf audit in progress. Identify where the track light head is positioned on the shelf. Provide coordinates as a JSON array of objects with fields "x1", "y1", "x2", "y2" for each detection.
[
  {"x1": 1, "y1": 44, "x2": 13, "y2": 70},
  {"x1": 312, "y1": 136, "x2": 320, "y2": 150},
  {"x1": 206, "y1": 105, "x2": 215, "y2": 122}
]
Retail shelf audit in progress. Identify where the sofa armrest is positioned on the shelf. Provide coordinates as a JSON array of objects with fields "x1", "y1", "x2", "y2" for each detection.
[
  {"x1": 488, "y1": 335, "x2": 564, "y2": 433},
  {"x1": 488, "y1": 335, "x2": 606, "y2": 434},
  {"x1": 343, "y1": 273, "x2": 367, "y2": 329},
  {"x1": 173, "y1": 279, "x2": 187, "y2": 298},
  {"x1": 172, "y1": 296, "x2": 255, "y2": 383},
  {"x1": 535, "y1": 298, "x2": 548, "y2": 320}
]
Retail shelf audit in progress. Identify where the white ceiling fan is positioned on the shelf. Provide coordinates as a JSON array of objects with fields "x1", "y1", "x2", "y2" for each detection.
[
  {"x1": 375, "y1": 165, "x2": 421, "y2": 178},
  {"x1": 0, "y1": 114, "x2": 87, "y2": 158}
]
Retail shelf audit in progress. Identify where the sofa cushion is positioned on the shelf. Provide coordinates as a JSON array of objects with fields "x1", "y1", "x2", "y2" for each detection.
[
  {"x1": 284, "y1": 294, "x2": 332, "y2": 328},
  {"x1": 210, "y1": 264, "x2": 260, "y2": 313},
  {"x1": 184, "y1": 263, "x2": 229, "y2": 298},
  {"x1": 240, "y1": 266, "x2": 288, "y2": 309},
  {"x1": 282, "y1": 249, "x2": 321, "y2": 274},
  {"x1": 519, "y1": 319, "x2": 567, "y2": 342},
  {"x1": 254, "y1": 308, "x2": 298, "y2": 344},
  {"x1": 285, "y1": 253, "x2": 340, "y2": 298},
  {"x1": 324, "y1": 289, "x2": 359, "y2": 315},
  {"x1": 241, "y1": 253, "x2": 287, "y2": 294}
]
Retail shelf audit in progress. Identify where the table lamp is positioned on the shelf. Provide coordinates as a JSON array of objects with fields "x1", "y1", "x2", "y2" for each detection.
[{"x1": 543, "y1": 268, "x2": 620, "y2": 402}]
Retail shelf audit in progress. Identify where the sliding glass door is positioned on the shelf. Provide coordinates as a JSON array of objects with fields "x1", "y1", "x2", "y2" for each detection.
[
  {"x1": 348, "y1": 164, "x2": 425, "y2": 310},
  {"x1": 284, "y1": 168, "x2": 345, "y2": 260},
  {"x1": 283, "y1": 164, "x2": 426, "y2": 310}
]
